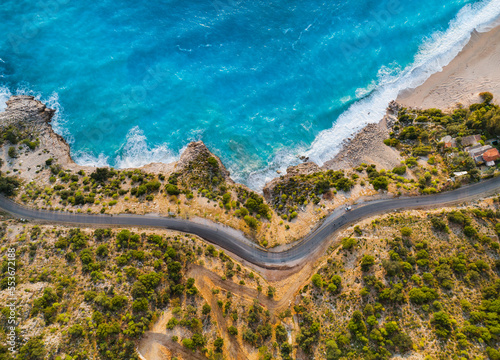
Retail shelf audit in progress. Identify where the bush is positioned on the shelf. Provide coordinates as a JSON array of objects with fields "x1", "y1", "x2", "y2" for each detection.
[
  {"x1": 182, "y1": 338, "x2": 195, "y2": 349},
  {"x1": 326, "y1": 339, "x2": 341, "y2": 360},
  {"x1": 486, "y1": 347, "x2": 500, "y2": 360},
  {"x1": 0, "y1": 173, "x2": 20, "y2": 196},
  {"x1": 372, "y1": 176, "x2": 389, "y2": 191},
  {"x1": 132, "y1": 298, "x2": 149, "y2": 313},
  {"x1": 341, "y1": 237, "x2": 357, "y2": 250},
  {"x1": 311, "y1": 274, "x2": 323, "y2": 288},
  {"x1": 96, "y1": 244, "x2": 108, "y2": 257},
  {"x1": 393, "y1": 165, "x2": 406, "y2": 175},
  {"x1": 68, "y1": 324, "x2": 84, "y2": 337},
  {"x1": 360, "y1": 255, "x2": 375, "y2": 271},
  {"x1": 480, "y1": 91, "x2": 494, "y2": 104},
  {"x1": 90, "y1": 167, "x2": 112, "y2": 183},
  {"x1": 431, "y1": 217, "x2": 449, "y2": 233},
  {"x1": 447, "y1": 211, "x2": 471, "y2": 226},
  {"x1": 463, "y1": 225, "x2": 477, "y2": 237},
  {"x1": 400, "y1": 227, "x2": 412, "y2": 237},
  {"x1": 384, "y1": 138, "x2": 400, "y2": 147},
  {"x1": 18, "y1": 336, "x2": 46, "y2": 359},
  {"x1": 244, "y1": 215, "x2": 259, "y2": 229},
  {"x1": 214, "y1": 337, "x2": 224, "y2": 352},
  {"x1": 202, "y1": 303, "x2": 211, "y2": 315},
  {"x1": 409, "y1": 286, "x2": 438, "y2": 305},
  {"x1": 401, "y1": 159, "x2": 416, "y2": 170},
  {"x1": 331, "y1": 275, "x2": 342, "y2": 288},
  {"x1": 413, "y1": 145, "x2": 432, "y2": 156},
  {"x1": 7, "y1": 146, "x2": 16, "y2": 158},
  {"x1": 165, "y1": 184, "x2": 180, "y2": 195},
  {"x1": 431, "y1": 311, "x2": 454, "y2": 338}
]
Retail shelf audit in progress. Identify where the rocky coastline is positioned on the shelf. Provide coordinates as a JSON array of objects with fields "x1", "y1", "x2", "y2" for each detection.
[{"x1": 0, "y1": 94, "x2": 395, "y2": 199}]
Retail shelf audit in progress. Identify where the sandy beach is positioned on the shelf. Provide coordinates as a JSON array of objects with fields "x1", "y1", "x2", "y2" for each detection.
[{"x1": 398, "y1": 24, "x2": 500, "y2": 109}]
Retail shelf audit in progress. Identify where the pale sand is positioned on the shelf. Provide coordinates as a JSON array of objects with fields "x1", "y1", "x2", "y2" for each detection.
[{"x1": 398, "y1": 25, "x2": 500, "y2": 109}]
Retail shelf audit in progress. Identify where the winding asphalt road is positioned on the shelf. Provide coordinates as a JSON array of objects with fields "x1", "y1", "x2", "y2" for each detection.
[{"x1": 0, "y1": 177, "x2": 499, "y2": 269}]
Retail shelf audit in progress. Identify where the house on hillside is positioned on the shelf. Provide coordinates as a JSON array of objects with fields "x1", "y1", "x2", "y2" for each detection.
[
  {"x1": 440, "y1": 135, "x2": 457, "y2": 149},
  {"x1": 461, "y1": 134, "x2": 482, "y2": 147},
  {"x1": 466, "y1": 144, "x2": 500, "y2": 166},
  {"x1": 482, "y1": 148, "x2": 500, "y2": 166}
]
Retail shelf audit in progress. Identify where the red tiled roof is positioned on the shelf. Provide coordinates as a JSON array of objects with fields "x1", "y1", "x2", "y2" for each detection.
[{"x1": 483, "y1": 148, "x2": 500, "y2": 163}]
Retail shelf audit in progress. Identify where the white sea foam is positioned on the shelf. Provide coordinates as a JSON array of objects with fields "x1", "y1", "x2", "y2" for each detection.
[
  {"x1": 0, "y1": 86, "x2": 11, "y2": 112},
  {"x1": 114, "y1": 126, "x2": 179, "y2": 168},
  {"x1": 72, "y1": 152, "x2": 110, "y2": 168},
  {"x1": 245, "y1": 0, "x2": 500, "y2": 190},
  {"x1": 73, "y1": 126, "x2": 180, "y2": 169},
  {"x1": 12, "y1": 85, "x2": 73, "y2": 143}
]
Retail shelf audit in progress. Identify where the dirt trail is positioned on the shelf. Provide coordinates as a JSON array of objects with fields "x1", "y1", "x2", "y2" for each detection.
[
  {"x1": 139, "y1": 332, "x2": 207, "y2": 360},
  {"x1": 194, "y1": 267, "x2": 248, "y2": 360},
  {"x1": 187, "y1": 263, "x2": 315, "y2": 312},
  {"x1": 139, "y1": 257, "x2": 324, "y2": 360}
]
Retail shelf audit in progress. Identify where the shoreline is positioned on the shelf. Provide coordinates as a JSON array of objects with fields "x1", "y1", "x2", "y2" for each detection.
[
  {"x1": 324, "y1": 24, "x2": 500, "y2": 173},
  {"x1": 397, "y1": 25, "x2": 500, "y2": 109}
]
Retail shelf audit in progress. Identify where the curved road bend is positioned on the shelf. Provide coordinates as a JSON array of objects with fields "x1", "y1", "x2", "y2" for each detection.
[{"x1": 0, "y1": 177, "x2": 499, "y2": 269}]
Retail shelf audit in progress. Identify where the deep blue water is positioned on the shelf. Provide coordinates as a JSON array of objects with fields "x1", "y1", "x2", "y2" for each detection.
[{"x1": 1, "y1": 0, "x2": 500, "y2": 188}]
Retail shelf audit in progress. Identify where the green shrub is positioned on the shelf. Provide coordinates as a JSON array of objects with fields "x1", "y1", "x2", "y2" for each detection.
[
  {"x1": 479, "y1": 91, "x2": 494, "y2": 104},
  {"x1": 7, "y1": 146, "x2": 16, "y2": 158},
  {"x1": 244, "y1": 215, "x2": 259, "y2": 229},
  {"x1": 165, "y1": 184, "x2": 180, "y2": 195},
  {"x1": 361, "y1": 255, "x2": 375, "y2": 271},
  {"x1": 401, "y1": 227, "x2": 412, "y2": 237},
  {"x1": 409, "y1": 286, "x2": 438, "y2": 305},
  {"x1": 393, "y1": 165, "x2": 406, "y2": 175},
  {"x1": 431, "y1": 217, "x2": 449, "y2": 233},
  {"x1": 431, "y1": 311, "x2": 454, "y2": 338},
  {"x1": 341, "y1": 237, "x2": 357, "y2": 250},
  {"x1": 384, "y1": 138, "x2": 400, "y2": 147},
  {"x1": 68, "y1": 324, "x2": 84, "y2": 337},
  {"x1": 447, "y1": 211, "x2": 471, "y2": 226},
  {"x1": 463, "y1": 226, "x2": 477, "y2": 237},
  {"x1": 372, "y1": 176, "x2": 389, "y2": 191},
  {"x1": 311, "y1": 274, "x2": 323, "y2": 288}
]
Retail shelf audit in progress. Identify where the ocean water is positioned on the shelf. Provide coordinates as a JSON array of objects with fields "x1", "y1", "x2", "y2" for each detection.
[{"x1": 1, "y1": 0, "x2": 500, "y2": 189}]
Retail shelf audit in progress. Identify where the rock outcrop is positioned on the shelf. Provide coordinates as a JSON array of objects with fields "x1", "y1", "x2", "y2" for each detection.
[
  {"x1": 175, "y1": 140, "x2": 233, "y2": 183},
  {"x1": 0, "y1": 95, "x2": 56, "y2": 128},
  {"x1": 0, "y1": 95, "x2": 74, "y2": 168},
  {"x1": 263, "y1": 162, "x2": 319, "y2": 199}
]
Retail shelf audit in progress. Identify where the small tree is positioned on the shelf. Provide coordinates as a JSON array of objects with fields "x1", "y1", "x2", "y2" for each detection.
[
  {"x1": 214, "y1": 337, "x2": 224, "y2": 353},
  {"x1": 360, "y1": 255, "x2": 375, "y2": 271},
  {"x1": 431, "y1": 311, "x2": 454, "y2": 338},
  {"x1": 7, "y1": 146, "x2": 16, "y2": 158},
  {"x1": 311, "y1": 274, "x2": 323, "y2": 288},
  {"x1": 479, "y1": 91, "x2": 493, "y2": 104},
  {"x1": 202, "y1": 303, "x2": 211, "y2": 315}
]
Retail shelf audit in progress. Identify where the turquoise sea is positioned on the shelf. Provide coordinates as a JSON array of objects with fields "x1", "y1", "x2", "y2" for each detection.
[{"x1": 1, "y1": 0, "x2": 500, "y2": 189}]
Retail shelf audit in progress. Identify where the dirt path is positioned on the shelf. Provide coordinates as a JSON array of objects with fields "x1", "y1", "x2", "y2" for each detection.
[
  {"x1": 139, "y1": 332, "x2": 208, "y2": 360},
  {"x1": 139, "y1": 263, "x2": 316, "y2": 360}
]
